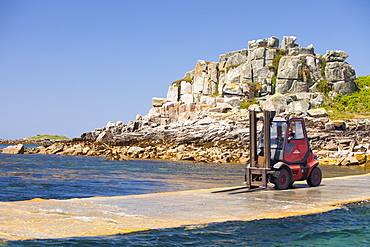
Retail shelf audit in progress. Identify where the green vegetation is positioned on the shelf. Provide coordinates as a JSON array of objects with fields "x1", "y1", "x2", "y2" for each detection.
[
  {"x1": 252, "y1": 83, "x2": 262, "y2": 97},
  {"x1": 239, "y1": 98, "x2": 257, "y2": 109},
  {"x1": 355, "y1": 75, "x2": 370, "y2": 88},
  {"x1": 26, "y1": 134, "x2": 70, "y2": 141},
  {"x1": 320, "y1": 56, "x2": 327, "y2": 78},
  {"x1": 268, "y1": 49, "x2": 285, "y2": 76},
  {"x1": 271, "y1": 77, "x2": 277, "y2": 94},
  {"x1": 323, "y1": 75, "x2": 370, "y2": 119},
  {"x1": 317, "y1": 80, "x2": 330, "y2": 94}
]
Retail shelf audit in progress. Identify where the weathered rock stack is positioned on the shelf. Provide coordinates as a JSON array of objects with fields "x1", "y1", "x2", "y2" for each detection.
[
  {"x1": 70, "y1": 35, "x2": 368, "y2": 165},
  {"x1": 146, "y1": 36, "x2": 356, "y2": 126},
  {"x1": 81, "y1": 36, "x2": 357, "y2": 143}
]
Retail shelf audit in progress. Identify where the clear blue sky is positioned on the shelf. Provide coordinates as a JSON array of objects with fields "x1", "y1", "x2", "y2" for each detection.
[{"x1": 1, "y1": 0, "x2": 369, "y2": 140}]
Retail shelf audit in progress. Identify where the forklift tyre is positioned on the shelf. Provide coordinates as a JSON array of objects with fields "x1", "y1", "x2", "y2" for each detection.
[
  {"x1": 272, "y1": 168, "x2": 291, "y2": 190},
  {"x1": 307, "y1": 166, "x2": 322, "y2": 187}
]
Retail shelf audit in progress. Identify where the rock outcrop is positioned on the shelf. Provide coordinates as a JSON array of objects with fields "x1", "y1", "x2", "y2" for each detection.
[
  {"x1": 143, "y1": 36, "x2": 356, "y2": 126},
  {"x1": 25, "y1": 117, "x2": 370, "y2": 167},
  {"x1": 324, "y1": 50, "x2": 357, "y2": 95},
  {"x1": 53, "y1": 35, "x2": 366, "y2": 166},
  {"x1": 2, "y1": 144, "x2": 25, "y2": 154}
]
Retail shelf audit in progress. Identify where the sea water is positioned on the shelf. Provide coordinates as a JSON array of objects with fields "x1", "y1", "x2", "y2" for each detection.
[{"x1": 0, "y1": 152, "x2": 369, "y2": 246}]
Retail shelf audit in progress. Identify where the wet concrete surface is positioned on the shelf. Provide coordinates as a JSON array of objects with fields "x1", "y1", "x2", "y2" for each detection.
[{"x1": 1, "y1": 174, "x2": 370, "y2": 240}]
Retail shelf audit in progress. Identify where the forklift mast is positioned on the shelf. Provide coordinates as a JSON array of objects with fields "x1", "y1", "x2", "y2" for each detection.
[{"x1": 245, "y1": 110, "x2": 275, "y2": 188}]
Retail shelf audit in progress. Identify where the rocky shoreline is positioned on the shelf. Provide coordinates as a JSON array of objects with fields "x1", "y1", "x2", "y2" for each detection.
[{"x1": 2, "y1": 114, "x2": 370, "y2": 167}]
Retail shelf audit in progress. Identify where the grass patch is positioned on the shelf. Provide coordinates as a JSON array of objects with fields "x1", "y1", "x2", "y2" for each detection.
[
  {"x1": 239, "y1": 99, "x2": 257, "y2": 109},
  {"x1": 355, "y1": 75, "x2": 370, "y2": 89}
]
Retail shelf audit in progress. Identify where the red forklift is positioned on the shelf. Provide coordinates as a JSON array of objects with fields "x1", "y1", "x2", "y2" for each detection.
[{"x1": 214, "y1": 110, "x2": 322, "y2": 194}]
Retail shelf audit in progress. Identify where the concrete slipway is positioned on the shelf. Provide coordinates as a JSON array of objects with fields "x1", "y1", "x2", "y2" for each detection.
[{"x1": 0, "y1": 174, "x2": 369, "y2": 241}]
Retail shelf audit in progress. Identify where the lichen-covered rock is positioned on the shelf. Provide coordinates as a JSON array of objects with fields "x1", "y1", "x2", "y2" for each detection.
[
  {"x1": 324, "y1": 50, "x2": 349, "y2": 62},
  {"x1": 267, "y1": 36, "x2": 279, "y2": 48},
  {"x1": 248, "y1": 38, "x2": 268, "y2": 49},
  {"x1": 96, "y1": 131, "x2": 113, "y2": 142},
  {"x1": 280, "y1": 36, "x2": 298, "y2": 51},
  {"x1": 225, "y1": 53, "x2": 247, "y2": 68},
  {"x1": 307, "y1": 108, "x2": 328, "y2": 118},
  {"x1": 265, "y1": 48, "x2": 277, "y2": 60},
  {"x1": 166, "y1": 84, "x2": 179, "y2": 102},
  {"x1": 152, "y1": 97, "x2": 167, "y2": 107},
  {"x1": 325, "y1": 62, "x2": 356, "y2": 82},
  {"x1": 286, "y1": 100, "x2": 310, "y2": 115},
  {"x1": 325, "y1": 61, "x2": 356, "y2": 95},
  {"x1": 305, "y1": 55, "x2": 323, "y2": 85},
  {"x1": 239, "y1": 61, "x2": 253, "y2": 81},
  {"x1": 224, "y1": 97, "x2": 241, "y2": 108},
  {"x1": 219, "y1": 49, "x2": 248, "y2": 69},
  {"x1": 276, "y1": 79, "x2": 306, "y2": 94},
  {"x1": 223, "y1": 83, "x2": 243, "y2": 96},
  {"x1": 192, "y1": 60, "x2": 208, "y2": 94},
  {"x1": 288, "y1": 44, "x2": 315, "y2": 56},
  {"x1": 180, "y1": 80, "x2": 192, "y2": 95},
  {"x1": 277, "y1": 56, "x2": 302, "y2": 79},
  {"x1": 325, "y1": 120, "x2": 346, "y2": 130},
  {"x1": 339, "y1": 156, "x2": 359, "y2": 166},
  {"x1": 260, "y1": 93, "x2": 287, "y2": 113},
  {"x1": 332, "y1": 80, "x2": 357, "y2": 96},
  {"x1": 200, "y1": 95, "x2": 216, "y2": 106},
  {"x1": 180, "y1": 93, "x2": 194, "y2": 103},
  {"x1": 225, "y1": 66, "x2": 241, "y2": 84}
]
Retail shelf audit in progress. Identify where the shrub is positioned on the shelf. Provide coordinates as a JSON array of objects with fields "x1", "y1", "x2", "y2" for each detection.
[
  {"x1": 239, "y1": 99, "x2": 257, "y2": 109},
  {"x1": 317, "y1": 80, "x2": 330, "y2": 94},
  {"x1": 355, "y1": 75, "x2": 370, "y2": 89}
]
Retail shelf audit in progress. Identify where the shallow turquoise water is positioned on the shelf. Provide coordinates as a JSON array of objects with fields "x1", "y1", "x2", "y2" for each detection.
[
  {"x1": 0, "y1": 153, "x2": 369, "y2": 246},
  {"x1": 0, "y1": 153, "x2": 246, "y2": 201}
]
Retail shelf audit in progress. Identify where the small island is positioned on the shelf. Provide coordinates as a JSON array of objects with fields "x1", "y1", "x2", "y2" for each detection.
[{"x1": 23, "y1": 134, "x2": 71, "y2": 142}]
